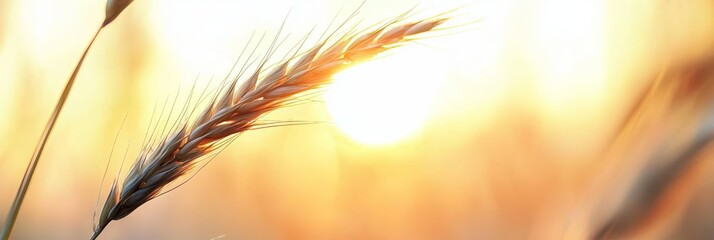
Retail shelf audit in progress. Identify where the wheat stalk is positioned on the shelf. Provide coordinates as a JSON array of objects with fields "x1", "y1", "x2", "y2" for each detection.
[
  {"x1": 0, "y1": 1, "x2": 133, "y2": 239},
  {"x1": 91, "y1": 12, "x2": 449, "y2": 239}
]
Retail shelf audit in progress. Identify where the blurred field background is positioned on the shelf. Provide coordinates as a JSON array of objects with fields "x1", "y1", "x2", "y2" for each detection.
[{"x1": 2, "y1": 0, "x2": 714, "y2": 239}]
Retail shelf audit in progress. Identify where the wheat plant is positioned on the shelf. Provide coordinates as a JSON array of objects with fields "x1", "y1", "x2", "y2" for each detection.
[
  {"x1": 0, "y1": 1, "x2": 134, "y2": 239},
  {"x1": 90, "y1": 12, "x2": 449, "y2": 239}
]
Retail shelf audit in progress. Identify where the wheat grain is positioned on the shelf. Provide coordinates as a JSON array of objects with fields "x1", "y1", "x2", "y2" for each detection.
[{"x1": 91, "y1": 12, "x2": 449, "y2": 239}]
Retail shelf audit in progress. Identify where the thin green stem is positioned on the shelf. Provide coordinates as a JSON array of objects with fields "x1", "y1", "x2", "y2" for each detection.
[{"x1": 1, "y1": 26, "x2": 104, "y2": 240}]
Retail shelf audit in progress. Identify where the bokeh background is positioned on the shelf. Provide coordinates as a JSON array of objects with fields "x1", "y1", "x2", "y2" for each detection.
[{"x1": 2, "y1": 0, "x2": 714, "y2": 239}]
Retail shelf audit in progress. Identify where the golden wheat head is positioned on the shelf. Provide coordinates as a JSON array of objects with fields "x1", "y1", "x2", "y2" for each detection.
[{"x1": 91, "y1": 12, "x2": 449, "y2": 239}]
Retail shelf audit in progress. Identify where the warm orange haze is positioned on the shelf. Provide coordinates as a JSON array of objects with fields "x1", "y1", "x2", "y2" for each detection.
[
  {"x1": 327, "y1": 45, "x2": 449, "y2": 145},
  {"x1": 2, "y1": 0, "x2": 714, "y2": 239}
]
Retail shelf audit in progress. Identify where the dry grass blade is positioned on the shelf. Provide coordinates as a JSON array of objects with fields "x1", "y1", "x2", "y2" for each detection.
[{"x1": 91, "y1": 12, "x2": 450, "y2": 239}]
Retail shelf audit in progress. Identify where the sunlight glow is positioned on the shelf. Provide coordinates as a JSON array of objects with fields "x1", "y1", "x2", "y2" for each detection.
[
  {"x1": 149, "y1": 0, "x2": 248, "y2": 74},
  {"x1": 530, "y1": 0, "x2": 607, "y2": 115},
  {"x1": 325, "y1": 47, "x2": 448, "y2": 145},
  {"x1": 149, "y1": 0, "x2": 325, "y2": 75}
]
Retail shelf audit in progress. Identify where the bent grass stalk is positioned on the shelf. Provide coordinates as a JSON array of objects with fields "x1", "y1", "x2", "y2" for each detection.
[
  {"x1": 91, "y1": 13, "x2": 449, "y2": 239},
  {"x1": 0, "y1": 1, "x2": 134, "y2": 239}
]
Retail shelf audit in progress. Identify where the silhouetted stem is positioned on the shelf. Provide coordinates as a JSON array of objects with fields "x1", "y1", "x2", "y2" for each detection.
[{"x1": 0, "y1": 26, "x2": 104, "y2": 240}]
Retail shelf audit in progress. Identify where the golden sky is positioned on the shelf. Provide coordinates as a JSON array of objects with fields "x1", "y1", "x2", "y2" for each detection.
[{"x1": 1, "y1": 0, "x2": 714, "y2": 239}]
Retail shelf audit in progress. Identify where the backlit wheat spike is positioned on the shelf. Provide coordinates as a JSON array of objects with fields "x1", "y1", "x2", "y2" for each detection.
[{"x1": 91, "y1": 13, "x2": 449, "y2": 239}]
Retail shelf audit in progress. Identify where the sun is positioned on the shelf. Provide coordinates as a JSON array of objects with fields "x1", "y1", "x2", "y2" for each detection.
[{"x1": 325, "y1": 46, "x2": 449, "y2": 145}]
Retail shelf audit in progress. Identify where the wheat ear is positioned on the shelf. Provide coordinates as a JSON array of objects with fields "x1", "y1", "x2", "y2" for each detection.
[{"x1": 91, "y1": 13, "x2": 448, "y2": 239}]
